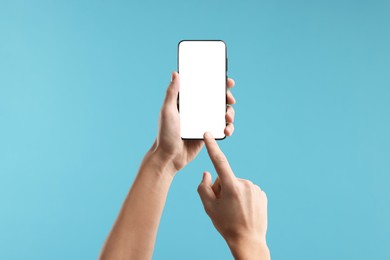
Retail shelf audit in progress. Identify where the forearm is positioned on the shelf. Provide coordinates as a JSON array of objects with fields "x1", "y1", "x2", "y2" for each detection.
[{"x1": 100, "y1": 150, "x2": 176, "y2": 260}]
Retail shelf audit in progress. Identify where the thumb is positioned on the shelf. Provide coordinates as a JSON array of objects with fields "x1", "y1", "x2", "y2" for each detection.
[
  {"x1": 197, "y1": 171, "x2": 216, "y2": 208},
  {"x1": 163, "y1": 71, "x2": 179, "y2": 109}
]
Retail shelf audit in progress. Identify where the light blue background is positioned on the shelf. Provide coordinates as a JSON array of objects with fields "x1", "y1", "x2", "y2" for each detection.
[{"x1": 1, "y1": 0, "x2": 389, "y2": 259}]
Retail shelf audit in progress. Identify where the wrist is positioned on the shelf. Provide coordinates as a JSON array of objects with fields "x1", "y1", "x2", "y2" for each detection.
[
  {"x1": 142, "y1": 148, "x2": 178, "y2": 179},
  {"x1": 227, "y1": 237, "x2": 270, "y2": 260}
]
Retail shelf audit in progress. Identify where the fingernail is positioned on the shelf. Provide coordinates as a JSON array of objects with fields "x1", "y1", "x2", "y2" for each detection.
[{"x1": 204, "y1": 132, "x2": 212, "y2": 139}]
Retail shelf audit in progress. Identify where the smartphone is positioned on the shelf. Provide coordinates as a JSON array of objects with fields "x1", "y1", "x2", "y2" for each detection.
[{"x1": 178, "y1": 40, "x2": 227, "y2": 140}]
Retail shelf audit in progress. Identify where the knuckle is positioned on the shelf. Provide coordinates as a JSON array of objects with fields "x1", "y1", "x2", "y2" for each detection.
[
  {"x1": 161, "y1": 107, "x2": 171, "y2": 117},
  {"x1": 166, "y1": 86, "x2": 174, "y2": 95},
  {"x1": 242, "y1": 179, "x2": 253, "y2": 187},
  {"x1": 204, "y1": 205, "x2": 213, "y2": 216},
  {"x1": 228, "y1": 184, "x2": 240, "y2": 197},
  {"x1": 197, "y1": 184, "x2": 204, "y2": 194}
]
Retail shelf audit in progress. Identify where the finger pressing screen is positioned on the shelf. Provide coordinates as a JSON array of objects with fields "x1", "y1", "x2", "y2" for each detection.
[{"x1": 203, "y1": 132, "x2": 236, "y2": 187}]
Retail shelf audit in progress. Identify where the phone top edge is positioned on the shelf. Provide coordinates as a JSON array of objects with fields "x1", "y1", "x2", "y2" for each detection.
[{"x1": 178, "y1": 39, "x2": 226, "y2": 48}]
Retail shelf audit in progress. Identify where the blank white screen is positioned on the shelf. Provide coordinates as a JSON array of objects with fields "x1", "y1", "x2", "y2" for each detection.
[{"x1": 179, "y1": 41, "x2": 226, "y2": 139}]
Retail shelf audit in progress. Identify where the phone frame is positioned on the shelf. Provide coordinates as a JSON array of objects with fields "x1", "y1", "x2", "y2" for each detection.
[{"x1": 177, "y1": 39, "x2": 228, "y2": 140}]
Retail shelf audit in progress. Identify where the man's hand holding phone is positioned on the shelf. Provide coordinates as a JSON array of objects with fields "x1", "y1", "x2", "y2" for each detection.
[{"x1": 152, "y1": 71, "x2": 236, "y2": 175}]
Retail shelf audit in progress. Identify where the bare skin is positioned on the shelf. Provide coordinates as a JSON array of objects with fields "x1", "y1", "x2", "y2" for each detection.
[
  {"x1": 99, "y1": 72, "x2": 236, "y2": 259},
  {"x1": 198, "y1": 132, "x2": 270, "y2": 260},
  {"x1": 99, "y1": 72, "x2": 270, "y2": 259}
]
